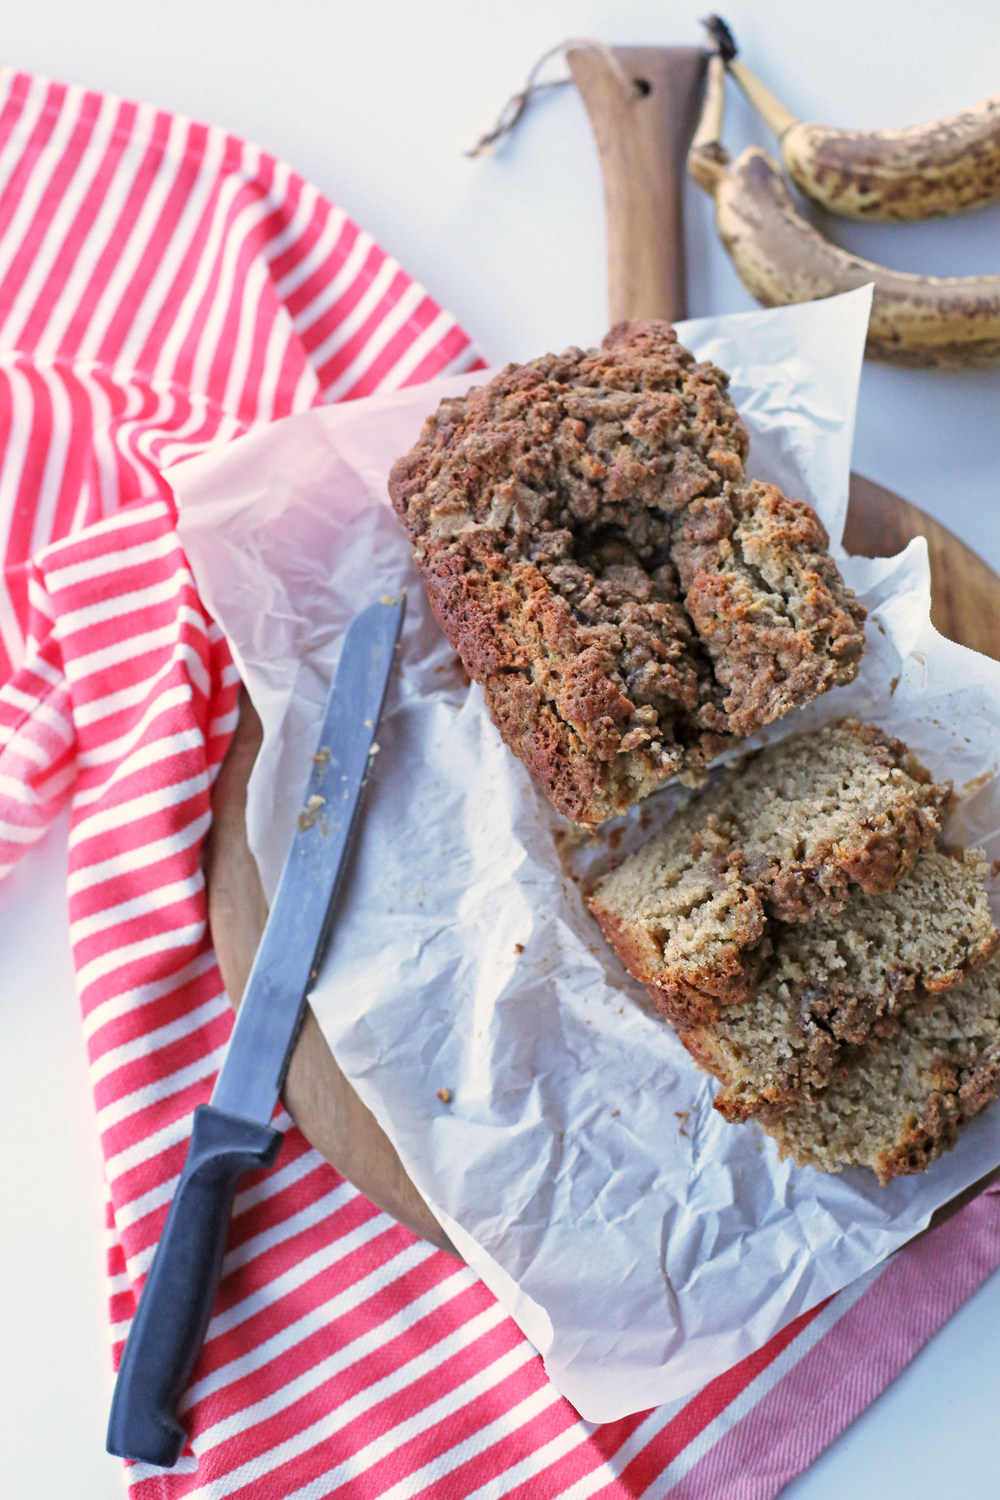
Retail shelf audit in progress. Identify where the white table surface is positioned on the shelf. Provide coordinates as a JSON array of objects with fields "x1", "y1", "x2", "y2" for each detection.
[{"x1": 2, "y1": 3, "x2": 1000, "y2": 1496}]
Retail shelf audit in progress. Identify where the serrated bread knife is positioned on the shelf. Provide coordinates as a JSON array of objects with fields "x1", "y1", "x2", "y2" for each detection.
[{"x1": 106, "y1": 593, "x2": 405, "y2": 1467}]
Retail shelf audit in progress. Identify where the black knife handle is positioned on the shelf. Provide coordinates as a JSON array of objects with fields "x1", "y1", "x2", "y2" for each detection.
[{"x1": 106, "y1": 1104, "x2": 282, "y2": 1467}]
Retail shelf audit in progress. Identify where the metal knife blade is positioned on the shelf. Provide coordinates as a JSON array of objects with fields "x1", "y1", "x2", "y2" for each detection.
[
  {"x1": 211, "y1": 591, "x2": 405, "y2": 1124},
  {"x1": 106, "y1": 592, "x2": 405, "y2": 1468}
]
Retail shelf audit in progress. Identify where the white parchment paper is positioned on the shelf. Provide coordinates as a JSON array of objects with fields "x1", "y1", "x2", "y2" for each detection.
[{"x1": 172, "y1": 288, "x2": 1000, "y2": 1421}]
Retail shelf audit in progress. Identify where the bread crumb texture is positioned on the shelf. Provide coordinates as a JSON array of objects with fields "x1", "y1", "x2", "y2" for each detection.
[
  {"x1": 766, "y1": 953, "x2": 1000, "y2": 1184},
  {"x1": 590, "y1": 722, "x2": 951, "y2": 1023},
  {"x1": 589, "y1": 721, "x2": 1000, "y2": 1181}
]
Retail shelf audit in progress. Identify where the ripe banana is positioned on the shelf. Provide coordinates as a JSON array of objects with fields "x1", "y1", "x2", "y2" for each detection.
[
  {"x1": 710, "y1": 18, "x2": 1000, "y2": 222},
  {"x1": 731, "y1": 59, "x2": 1000, "y2": 222},
  {"x1": 688, "y1": 56, "x2": 1000, "y2": 368}
]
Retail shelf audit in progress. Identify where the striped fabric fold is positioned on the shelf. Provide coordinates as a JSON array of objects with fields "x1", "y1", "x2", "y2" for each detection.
[
  {"x1": 0, "y1": 60, "x2": 999, "y2": 1500},
  {"x1": 0, "y1": 64, "x2": 482, "y2": 684}
]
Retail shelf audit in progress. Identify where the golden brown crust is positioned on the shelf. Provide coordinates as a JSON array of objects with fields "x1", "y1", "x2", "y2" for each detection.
[{"x1": 390, "y1": 322, "x2": 866, "y2": 826}]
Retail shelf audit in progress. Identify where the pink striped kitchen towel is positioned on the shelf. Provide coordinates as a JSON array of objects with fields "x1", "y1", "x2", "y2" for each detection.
[{"x1": 0, "y1": 63, "x2": 999, "y2": 1500}]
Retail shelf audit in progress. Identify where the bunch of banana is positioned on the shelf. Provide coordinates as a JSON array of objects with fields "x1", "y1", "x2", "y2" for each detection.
[
  {"x1": 687, "y1": 48, "x2": 1000, "y2": 367},
  {"x1": 705, "y1": 16, "x2": 1000, "y2": 222}
]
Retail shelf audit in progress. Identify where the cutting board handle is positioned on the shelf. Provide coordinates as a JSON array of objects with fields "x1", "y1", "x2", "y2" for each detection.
[{"x1": 567, "y1": 45, "x2": 708, "y2": 324}]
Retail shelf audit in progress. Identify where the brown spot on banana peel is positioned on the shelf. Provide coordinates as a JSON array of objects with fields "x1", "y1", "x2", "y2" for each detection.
[
  {"x1": 784, "y1": 97, "x2": 1000, "y2": 221},
  {"x1": 708, "y1": 147, "x2": 1000, "y2": 368}
]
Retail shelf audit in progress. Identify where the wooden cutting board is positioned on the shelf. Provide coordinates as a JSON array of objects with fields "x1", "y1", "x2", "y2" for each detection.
[
  {"x1": 205, "y1": 479, "x2": 1000, "y2": 1255},
  {"x1": 205, "y1": 46, "x2": 1000, "y2": 1255}
]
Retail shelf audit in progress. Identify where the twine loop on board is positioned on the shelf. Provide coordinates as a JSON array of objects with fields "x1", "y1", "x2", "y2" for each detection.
[{"x1": 465, "y1": 38, "x2": 643, "y2": 157}]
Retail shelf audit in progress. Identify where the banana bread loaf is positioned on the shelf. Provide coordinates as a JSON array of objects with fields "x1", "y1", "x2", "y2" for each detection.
[
  {"x1": 389, "y1": 322, "x2": 866, "y2": 827},
  {"x1": 683, "y1": 848, "x2": 997, "y2": 1121},
  {"x1": 762, "y1": 953, "x2": 1000, "y2": 1183},
  {"x1": 589, "y1": 722, "x2": 950, "y2": 1024}
]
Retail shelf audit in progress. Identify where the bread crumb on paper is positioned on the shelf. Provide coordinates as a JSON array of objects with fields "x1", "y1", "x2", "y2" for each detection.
[{"x1": 437, "y1": 1086, "x2": 452, "y2": 1104}]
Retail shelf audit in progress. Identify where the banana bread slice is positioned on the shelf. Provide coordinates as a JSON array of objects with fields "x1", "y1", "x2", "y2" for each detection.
[
  {"x1": 389, "y1": 321, "x2": 866, "y2": 827},
  {"x1": 589, "y1": 722, "x2": 949, "y2": 1024},
  {"x1": 681, "y1": 849, "x2": 997, "y2": 1121},
  {"x1": 762, "y1": 954, "x2": 1000, "y2": 1183}
]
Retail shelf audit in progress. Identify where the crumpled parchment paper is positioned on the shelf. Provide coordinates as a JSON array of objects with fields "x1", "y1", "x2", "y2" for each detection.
[{"x1": 172, "y1": 287, "x2": 1000, "y2": 1421}]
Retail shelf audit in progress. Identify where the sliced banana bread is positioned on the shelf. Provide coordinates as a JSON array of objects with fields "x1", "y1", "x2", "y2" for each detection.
[
  {"x1": 762, "y1": 954, "x2": 1000, "y2": 1183},
  {"x1": 389, "y1": 321, "x2": 866, "y2": 827},
  {"x1": 680, "y1": 849, "x2": 997, "y2": 1121},
  {"x1": 589, "y1": 722, "x2": 949, "y2": 1024}
]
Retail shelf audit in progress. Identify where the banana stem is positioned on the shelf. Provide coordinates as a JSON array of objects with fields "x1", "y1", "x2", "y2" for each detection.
[
  {"x1": 691, "y1": 53, "x2": 727, "y2": 152},
  {"x1": 687, "y1": 53, "x2": 730, "y2": 193},
  {"x1": 727, "y1": 58, "x2": 799, "y2": 140}
]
